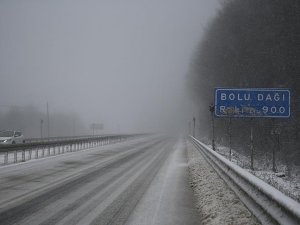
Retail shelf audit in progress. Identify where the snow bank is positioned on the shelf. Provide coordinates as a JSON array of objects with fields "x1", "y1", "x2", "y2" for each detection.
[
  {"x1": 207, "y1": 141, "x2": 300, "y2": 203},
  {"x1": 186, "y1": 140, "x2": 260, "y2": 225}
]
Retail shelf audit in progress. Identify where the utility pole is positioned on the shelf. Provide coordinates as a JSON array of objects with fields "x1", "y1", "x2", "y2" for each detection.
[
  {"x1": 40, "y1": 119, "x2": 43, "y2": 138},
  {"x1": 192, "y1": 117, "x2": 196, "y2": 137},
  {"x1": 92, "y1": 124, "x2": 95, "y2": 136},
  {"x1": 73, "y1": 119, "x2": 76, "y2": 136},
  {"x1": 47, "y1": 102, "x2": 50, "y2": 138},
  {"x1": 209, "y1": 105, "x2": 216, "y2": 150}
]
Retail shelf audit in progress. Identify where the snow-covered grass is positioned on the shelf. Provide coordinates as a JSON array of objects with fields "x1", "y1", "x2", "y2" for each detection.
[
  {"x1": 186, "y1": 140, "x2": 260, "y2": 225},
  {"x1": 201, "y1": 138, "x2": 300, "y2": 203}
]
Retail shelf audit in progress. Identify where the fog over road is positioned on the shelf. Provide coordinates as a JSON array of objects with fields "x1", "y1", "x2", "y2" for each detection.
[{"x1": 0, "y1": 136, "x2": 200, "y2": 225}]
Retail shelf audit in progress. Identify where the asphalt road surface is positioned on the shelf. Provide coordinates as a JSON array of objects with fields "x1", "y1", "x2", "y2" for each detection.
[{"x1": 0, "y1": 135, "x2": 201, "y2": 225}]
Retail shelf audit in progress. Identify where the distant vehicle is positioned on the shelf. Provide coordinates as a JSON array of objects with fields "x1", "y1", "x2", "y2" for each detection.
[{"x1": 0, "y1": 131, "x2": 25, "y2": 144}]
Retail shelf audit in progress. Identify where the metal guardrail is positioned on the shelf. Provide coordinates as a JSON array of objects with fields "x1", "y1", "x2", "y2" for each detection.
[
  {"x1": 189, "y1": 136, "x2": 300, "y2": 225},
  {"x1": 0, "y1": 134, "x2": 140, "y2": 165},
  {"x1": 24, "y1": 135, "x2": 107, "y2": 143}
]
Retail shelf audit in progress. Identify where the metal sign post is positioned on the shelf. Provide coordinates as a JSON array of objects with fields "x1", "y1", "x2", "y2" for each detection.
[
  {"x1": 271, "y1": 128, "x2": 281, "y2": 173},
  {"x1": 228, "y1": 117, "x2": 232, "y2": 161},
  {"x1": 90, "y1": 123, "x2": 104, "y2": 136},
  {"x1": 209, "y1": 105, "x2": 216, "y2": 151},
  {"x1": 250, "y1": 119, "x2": 254, "y2": 170}
]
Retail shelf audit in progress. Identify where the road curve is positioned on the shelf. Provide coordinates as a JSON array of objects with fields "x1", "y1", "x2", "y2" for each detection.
[{"x1": 0, "y1": 135, "x2": 201, "y2": 225}]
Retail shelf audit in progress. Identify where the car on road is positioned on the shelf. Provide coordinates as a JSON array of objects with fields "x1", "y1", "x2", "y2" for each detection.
[{"x1": 0, "y1": 130, "x2": 25, "y2": 144}]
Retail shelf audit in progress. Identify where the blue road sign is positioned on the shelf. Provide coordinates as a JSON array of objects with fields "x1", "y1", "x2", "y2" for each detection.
[{"x1": 215, "y1": 88, "x2": 290, "y2": 118}]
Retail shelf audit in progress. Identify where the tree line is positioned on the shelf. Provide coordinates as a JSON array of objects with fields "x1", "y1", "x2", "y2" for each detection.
[{"x1": 0, "y1": 105, "x2": 88, "y2": 138}]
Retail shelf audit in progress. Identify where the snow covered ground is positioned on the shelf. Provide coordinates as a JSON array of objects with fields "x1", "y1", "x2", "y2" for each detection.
[
  {"x1": 186, "y1": 140, "x2": 260, "y2": 225},
  {"x1": 200, "y1": 138, "x2": 300, "y2": 203}
]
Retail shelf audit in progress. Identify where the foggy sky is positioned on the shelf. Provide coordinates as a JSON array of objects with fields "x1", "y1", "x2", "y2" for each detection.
[{"x1": 0, "y1": 0, "x2": 219, "y2": 134}]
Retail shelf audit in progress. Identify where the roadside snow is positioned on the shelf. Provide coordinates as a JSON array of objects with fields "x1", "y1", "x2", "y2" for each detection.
[
  {"x1": 203, "y1": 141, "x2": 300, "y2": 203},
  {"x1": 186, "y1": 140, "x2": 260, "y2": 225}
]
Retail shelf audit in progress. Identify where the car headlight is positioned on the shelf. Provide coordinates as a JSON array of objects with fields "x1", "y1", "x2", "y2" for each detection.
[{"x1": 3, "y1": 139, "x2": 12, "y2": 143}]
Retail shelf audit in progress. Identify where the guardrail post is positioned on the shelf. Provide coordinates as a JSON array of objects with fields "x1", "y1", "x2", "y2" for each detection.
[
  {"x1": 42, "y1": 148, "x2": 45, "y2": 157},
  {"x1": 48, "y1": 146, "x2": 50, "y2": 156},
  {"x1": 22, "y1": 150, "x2": 25, "y2": 162},
  {"x1": 4, "y1": 152, "x2": 8, "y2": 164},
  {"x1": 14, "y1": 150, "x2": 17, "y2": 163},
  {"x1": 35, "y1": 148, "x2": 38, "y2": 159},
  {"x1": 29, "y1": 149, "x2": 32, "y2": 160}
]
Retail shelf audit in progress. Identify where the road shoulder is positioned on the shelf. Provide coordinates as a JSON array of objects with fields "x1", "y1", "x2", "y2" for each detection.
[{"x1": 186, "y1": 139, "x2": 260, "y2": 225}]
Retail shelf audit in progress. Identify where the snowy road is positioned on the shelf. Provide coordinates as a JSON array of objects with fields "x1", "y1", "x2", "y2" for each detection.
[{"x1": 0, "y1": 135, "x2": 200, "y2": 225}]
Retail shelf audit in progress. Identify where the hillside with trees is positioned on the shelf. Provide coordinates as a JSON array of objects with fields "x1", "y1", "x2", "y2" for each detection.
[{"x1": 188, "y1": 0, "x2": 300, "y2": 170}]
